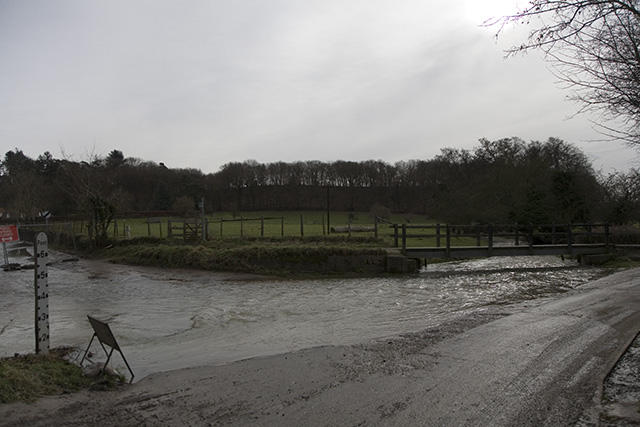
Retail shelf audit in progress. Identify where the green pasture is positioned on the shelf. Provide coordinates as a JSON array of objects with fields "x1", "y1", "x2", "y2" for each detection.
[
  {"x1": 111, "y1": 211, "x2": 385, "y2": 239},
  {"x1": 103, "y1": 211, "x2": 478, "y2": 248}
]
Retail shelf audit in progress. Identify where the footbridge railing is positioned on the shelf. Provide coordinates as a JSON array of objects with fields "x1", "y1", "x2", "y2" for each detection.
[{"x1": 392, "y1": 223, "x2": 610, "y2": 259}]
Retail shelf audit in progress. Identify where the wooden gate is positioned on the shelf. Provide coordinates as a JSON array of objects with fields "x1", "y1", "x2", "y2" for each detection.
[{"x1": 167, "y1": 219, "x2": 206, "y2": 241}]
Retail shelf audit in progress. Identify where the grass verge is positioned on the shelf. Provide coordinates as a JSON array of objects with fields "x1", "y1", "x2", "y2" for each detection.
[
  {"x1": 0, "y1": 347, "x2": 124, "y2": 404},
  {"x1": 95, "y1": 235, "x2": 389, "y2": 274}
]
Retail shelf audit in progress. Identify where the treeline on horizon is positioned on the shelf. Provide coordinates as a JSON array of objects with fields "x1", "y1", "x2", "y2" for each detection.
[{"x1": 1, "y1": 136, "x2": 639, "y2": 226}]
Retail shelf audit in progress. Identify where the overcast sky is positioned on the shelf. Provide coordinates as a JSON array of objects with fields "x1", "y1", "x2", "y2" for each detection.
[{"x1": 1, "y1": 0, "x2": 638, "y2": 174}]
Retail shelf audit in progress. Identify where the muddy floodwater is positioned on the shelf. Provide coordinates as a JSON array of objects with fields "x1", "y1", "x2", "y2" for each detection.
[{"x1": 0, "y1": 251, "x2": 613, "y2": 380}]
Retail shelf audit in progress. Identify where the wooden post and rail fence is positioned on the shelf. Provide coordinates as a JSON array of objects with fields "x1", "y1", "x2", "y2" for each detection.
[
  {"x1": 392, "y1": 223, "x2": 611, "y2": 259},
  {"x1": 167, "y1": 216, "x2": 287, "y2": 241},
  {"x1": 34, "y1": 216, "x2": 611, "y2": 261},
  {"x1": 166, "y1": 215, "x2": 372, "y2": 240}
]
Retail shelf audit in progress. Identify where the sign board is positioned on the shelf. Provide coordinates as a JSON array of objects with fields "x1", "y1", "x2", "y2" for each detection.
[
  {"x1": 34, "y1": 232, "x2": 50, "y2": 354},
  {"x1": 81, "y1": 316, "x2": 135, "y2": 383},
  {"x1": 0, "y1": 225, "x2": 19, "y2": 242},
  {"x1": 87, "y1": 316, "x2": 120, "y2": 350}
]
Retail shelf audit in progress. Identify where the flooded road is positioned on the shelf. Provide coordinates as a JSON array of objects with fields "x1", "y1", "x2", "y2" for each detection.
[{"x1": 0, "y1": 251, "x2": 613, "y2": 380}]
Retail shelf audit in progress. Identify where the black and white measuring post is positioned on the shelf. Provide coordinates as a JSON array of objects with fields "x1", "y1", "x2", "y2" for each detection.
[{"x1": 34, "y1": 232, "x2": 50, "y2": 354}]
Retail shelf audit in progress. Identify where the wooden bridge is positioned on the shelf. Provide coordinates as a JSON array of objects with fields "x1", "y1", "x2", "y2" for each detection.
[{"x1": 392, "y1": 223, "x2": 611, "y2": 260}]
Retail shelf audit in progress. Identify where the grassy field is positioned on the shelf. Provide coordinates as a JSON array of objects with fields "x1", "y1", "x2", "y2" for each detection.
[
  {"x1": 27, "y1": 211, "x2": 479, "y2": 249},
  {"x1": 103, "y1": 211, "x2": 476, "y2": 247},
  {"x1": 110, "y1": 211, "x2": 391, "y2": 239}
]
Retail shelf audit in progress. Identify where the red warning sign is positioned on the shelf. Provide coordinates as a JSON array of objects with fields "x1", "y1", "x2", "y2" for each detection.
[{"x1": 0, "y1": 225, "x2": 19, "y2": 242}]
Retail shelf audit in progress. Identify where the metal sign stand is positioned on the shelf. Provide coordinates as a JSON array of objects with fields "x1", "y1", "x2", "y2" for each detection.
[
  {"x1": 34, "y1": 232, "x2": 50, "y2": 354},
  {"x1": 80, "y1": 316, "x2": 135, "y2": 383},
  {"x1": 2, "y1": 242, "x2": 8, "y2": 267}
]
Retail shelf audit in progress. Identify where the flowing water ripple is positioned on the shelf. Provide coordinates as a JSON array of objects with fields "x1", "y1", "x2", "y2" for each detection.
[{"x1": 0, "y1": 253, "x2": 613, "y2": 379}]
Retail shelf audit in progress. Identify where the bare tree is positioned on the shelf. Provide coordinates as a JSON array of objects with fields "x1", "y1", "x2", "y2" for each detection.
[
  {"x1": 492, "y1": 1, "x2": 640, "y2": 143},
  {"x1": 600, "y1": 168, "x2": 640, "y2": 223},
  {"x1": 61, "y1": 150, "x2": 116, "y2": 247}
]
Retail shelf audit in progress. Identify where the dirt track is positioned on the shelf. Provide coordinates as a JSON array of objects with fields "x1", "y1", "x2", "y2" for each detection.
[{"x1": 3, "y1": 268, "x2": 640, "y2": 426}]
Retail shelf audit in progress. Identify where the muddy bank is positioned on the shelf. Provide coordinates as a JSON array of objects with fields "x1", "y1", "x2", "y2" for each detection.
[{"x1": 2, "y1": 268, "x2": 640, "y2": 426}]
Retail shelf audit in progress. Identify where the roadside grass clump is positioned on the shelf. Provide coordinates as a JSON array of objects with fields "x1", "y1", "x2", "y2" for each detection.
[{"x1": 0, "y1": 348, "x2": 124, "y2": 404}]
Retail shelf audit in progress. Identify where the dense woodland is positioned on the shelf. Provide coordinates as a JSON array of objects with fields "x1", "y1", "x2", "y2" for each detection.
[{"x1": 1, "y1": 137, "x2": 640, "y2": 227}]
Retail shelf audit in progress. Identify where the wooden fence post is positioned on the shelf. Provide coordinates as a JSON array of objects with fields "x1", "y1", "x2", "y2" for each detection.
[
  {"x1": 488, "y1": 224, "x2": 493, "y2": 257},
  {"x1": 436, "y1": 224, "x2": 441, "y2": 247},
  {"x1": 168, "y1": 219, "x2": 172, "y2": 238},
  {"x1": 300, "y1": 215, "x2": 304, "y2": 237},
  {"x1": 147, "y1": 219, "x2": 151, "y2": 236},
  {"x1": 605, "y1": 223, "x2": 610, "y2": 252},
  {"x1": 393, "y1": 224, "x2": 399, "y2": 247},
  {"x1": 261, "y1": 216, "x2": 264, "y2": 237},
  {"x1": 240, "y1": 217, "x2": 244, "y2": 237},
  {"x1": 401, "y1": 224, "x2": 407, "y2": 255},
  {"x1": 514, "y1": 223, "x2": 519, "y2": 246},
  {"x1": 567, "y1": 223, "x2": 573, "y2": 254},
  {"x1": 326, "y1": 186, "x2": 331, "y2": 234},
  {"x1": 446, "y1": 224, "x2": 451, "y2": 258},
  {"x1": 374, "y1": 216, "x2": 378, "y2": 239},
  {"x1": 281, "y1": 216, "x2": 284, "y2": 237}
]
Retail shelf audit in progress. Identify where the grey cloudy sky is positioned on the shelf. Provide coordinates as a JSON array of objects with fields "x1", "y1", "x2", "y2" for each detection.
[{"x1": 1, "y1": 0, "x2": 638, "y2": 174}]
